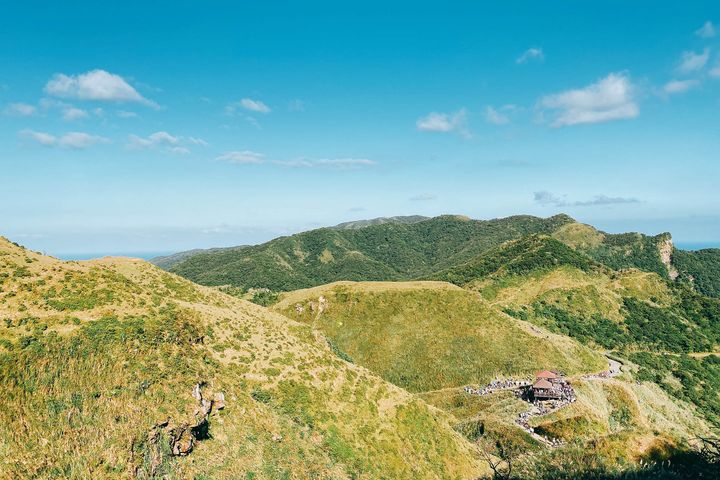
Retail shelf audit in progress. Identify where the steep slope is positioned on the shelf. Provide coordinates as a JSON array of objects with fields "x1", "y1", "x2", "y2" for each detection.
[
  {"x1": 672, "y1": 248, "x2": 720, "y2": 298},
  {"x1": 165, "y1": 214, "x2": 575, "y2": 291},
  {"x1": 551, "y1": 222, "x2": 674, "y2": 280},
  {"x1": 275, "y1": 281, "x2": 606, "y2": 393},
  {"x1": 0, "y1": 237, "x2": 484, "y2": 479},
  {"x1": 441, "y1": 235, "x2": 720, "y2": 352}
]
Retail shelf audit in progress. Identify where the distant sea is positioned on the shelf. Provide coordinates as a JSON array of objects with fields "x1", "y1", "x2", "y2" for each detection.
[
  {"x1": 674, "y1": 242, "x2": 720, "y2": 251},
  {"x1": 56, "y1": 252, "x2": 172, "y2": 261}
]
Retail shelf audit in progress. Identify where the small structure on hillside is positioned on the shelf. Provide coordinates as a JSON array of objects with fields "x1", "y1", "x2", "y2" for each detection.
[{"x1": 531, "y1": 370, "x2": 564, "y2": 400}]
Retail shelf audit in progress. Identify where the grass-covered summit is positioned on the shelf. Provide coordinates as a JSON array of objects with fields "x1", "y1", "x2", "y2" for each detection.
[
  {"x1": 0, "y1": 236, "x2": 484, "y2": 479},
  {"x1": 275, "y1": 280, "x2": 606, "y2": 393}
]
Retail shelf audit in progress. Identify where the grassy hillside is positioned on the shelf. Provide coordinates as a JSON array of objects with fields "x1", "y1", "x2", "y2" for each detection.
[
  {"x1": 165, "y1": 214, "x2": 576, "y2": 291},
  {"x1": 0, "y1": 237, "x2": 484, "y2": 479},
  {"x1": 275, "y1": 281, "x2": 606, "y2": 393},
  {"x1": 434, "y1": 234, "x2": 720, "y2": 432}
]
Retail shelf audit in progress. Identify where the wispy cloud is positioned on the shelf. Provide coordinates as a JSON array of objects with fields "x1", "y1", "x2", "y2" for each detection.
[
  {"x1": 677, "y1": 48, "x2": 710, "y2": 74},
  {"x1": 44, "y1": 69, "x2": 156, "y2": 106},
  {"x1": 62, "y1": 106, "x2": 88, "y2": 121},
  {"x1": 485, "y1": 105, "x2": 517, "y2": 125},
  {"x1": 696, "y1": 21, "x2": 716, "y2": 38},
  {"x1": 274, "y1": 158, "x2": 376, "y2": 169},
  {"x1": 216, "y1": 150, "x2": 265, "y2": 164},
  {"x1": 662, "y1": 79, "x2": 700, "y2": 95},
  {"x1": 416, "y1": 108, "x2": 470, "y2": 138},
  {"x1": 409, "y1": 193, "x2": 437, "y2": 201},
  {"x1": 226, "y1": 98, "x2": 271, "y2": 114},
  {"x1": 3, "y1": 102, "x2": 37, "y2": 116},
  {"x1": 539, "y1": 73, "x2": 638, "y2": 127},
  {"x1": 20, "y1": 129, "x2": 110, "y2": 149},
  {"x1": 516, "y1": 47, "x2": 544, "y2": 64},
  {"x1": 127, "y1": 131, "x2": 205, "y2": 154},
  {"x1": 117, "y1": 110, "x2": 138, "y2": 118},
  {"x1": 533, "y1": 190, "x2": 641, "y2": 207}
]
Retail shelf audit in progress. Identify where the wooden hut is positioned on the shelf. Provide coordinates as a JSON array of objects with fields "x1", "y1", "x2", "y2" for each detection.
[{"x1": 532, "y1": 378, "x2": 561, "y2": 400}]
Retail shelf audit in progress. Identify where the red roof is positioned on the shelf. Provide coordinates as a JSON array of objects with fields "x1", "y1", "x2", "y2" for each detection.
[
  {"x1": 535, "y1": 370, "x2": 558, "y2": 379},
  {"x1": 533, "y1": 379, "x2": 553, "y2": 389}
]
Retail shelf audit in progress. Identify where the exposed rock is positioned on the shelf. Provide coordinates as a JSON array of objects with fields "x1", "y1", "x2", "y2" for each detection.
[
  {"x1": 169, "y1": 424, "x2": 195, "y2": 456},
  {"x1": 192, "y1": 383, "x2": 203, "y2": 402},
  {"x1": 659, "y1": 236, "x2": 679, "y2": 280},
  {"x1": 214, "y1": 392, "x2": 226, "y2": 410},
  {"x1": 272, "y1": 433, "x2": 283, "y2": 442}
]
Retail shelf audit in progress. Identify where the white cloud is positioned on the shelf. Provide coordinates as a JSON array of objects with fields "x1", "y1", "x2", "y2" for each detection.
[
  {"x1": 539, "y1": 73, "x2": 638, "y2": 127},
  {"x1": 44, "y1": 69, "x2": 155, "y2": 106},
  {"x1": 663, "y1": 79, "x2": 700, "y2": 95},
  {"x1": 274, "y1": 158, "x2": 376, "y2": 169},
  {"x1": 58, "y1": 132, "x2": 110, "y2": 149},
  {"x1": 117, "y1": 110, "x2": 138, "y2": 118},
  {"x1": 678, "y1": 48, "x2": 710, "y2": 74},
  {"x1": 169, "y1": 146, "x2": 191, "y2": 155},
  {"x1": 62, "y1": 106, "x2": 88, "y2": 121},
  {"x1": 4, "y1": 103, "x2": 36, "y2": 116},
  {"x1": 216, "y1": 150, "x2": 265, "y2": 164},
  {"x1": 516, "y1": 47, "x2": 544, "y2": 64},
  {"x1": 696, "y1": 21, "x2": 716, "y2": 38},
  {"x1": 127, "y1": 131, "x2": 203, "y2": 154},
  {"x1": 240, "y1": 98, "x2": 270, "y2": 113},
  {"x1": 148, "y1": 131, "x2": 180, "y2": 145},
  {"x1": 226, "y1": 98, "x2": 271, "y2": 115},
  {"x1": 484, "y1": 105, "x2": 512, "y2": 125},
  {"x1": 534, "y1": 191, "x2": 641, "y2": 207},
  {"x1": 20, "y1": 130, "x2": 109, "y2": 149},
  {"x1": 416, "y1": 108, "x2": 470, "y2": 137},
  {"x1": 20, "y1": 130, "x2": 56, "y2": 146},
  {"x1": 187, "y1": 137, "x2": 209, "y2": 146}
]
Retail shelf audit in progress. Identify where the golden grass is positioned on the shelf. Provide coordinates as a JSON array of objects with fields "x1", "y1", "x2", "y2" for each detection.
[{"x1": 0, "y1": 237, "x2": 486, "y2": 479}]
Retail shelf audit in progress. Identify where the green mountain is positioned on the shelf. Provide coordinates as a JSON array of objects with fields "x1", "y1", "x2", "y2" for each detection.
[
  {"x1": 162, "y1": 214, "x2": 576, "y2": 291},
  {"x1": 160, "y1": 214, "x2": 720, "y2": 302}
]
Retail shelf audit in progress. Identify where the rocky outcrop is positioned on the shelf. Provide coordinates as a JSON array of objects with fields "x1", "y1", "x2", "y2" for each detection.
[
  {"x1": 132, "y1": 383, "x2": 226, "y2": 477},
  {"x1": 658, "y1": 235, "x2": 679, "y2": 280}
]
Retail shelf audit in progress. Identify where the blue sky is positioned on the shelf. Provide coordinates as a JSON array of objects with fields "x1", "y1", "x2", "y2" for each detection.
[{"x1": 1, "y1": 1, "x2": 719, "y2": 256}]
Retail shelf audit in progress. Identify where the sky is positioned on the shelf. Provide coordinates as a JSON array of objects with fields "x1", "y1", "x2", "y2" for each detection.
[{"x1": 1, "y1": 1, "x2": 720, "y2": 257}]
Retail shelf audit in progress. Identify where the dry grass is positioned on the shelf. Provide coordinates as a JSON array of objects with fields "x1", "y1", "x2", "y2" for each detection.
[{"x1": 0, "y1": 237, "x2": 486, "y2": 479}]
